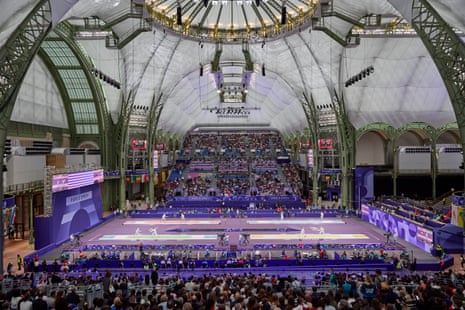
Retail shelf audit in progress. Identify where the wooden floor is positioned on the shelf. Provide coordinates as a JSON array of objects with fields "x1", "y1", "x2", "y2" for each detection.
[{"x1": 2, "y1": 232, "x2": 34, "y2": 275}]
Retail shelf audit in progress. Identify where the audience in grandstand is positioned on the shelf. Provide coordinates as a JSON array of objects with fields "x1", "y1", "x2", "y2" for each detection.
[
  {"x1": 2, "y1": 266, "x2": 465, "y2": 310},
  {"x1": 164, "y1": 131, "x2": 304, "y2": 199}
]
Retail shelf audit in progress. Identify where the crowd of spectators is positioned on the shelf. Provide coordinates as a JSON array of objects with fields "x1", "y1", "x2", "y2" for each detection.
[
  {"x1": 3, "y1": 266, "x2": 465, "y2": 310},
  {"x1": 371, "y1": 199, "x2": 448, "y2": 229},
  {"x1": 280, "y1": 164, "x2": 302, "y2": 197},
  {"x1": 218, "y1": 159, "x2": 249, "y2": 174},
  {"x1": 216, "y1": 176, "x2": 250, "y2": 196},
  {"x1": 164, "y1": 131, "x2": 304, "y2": 198},
  {"x1": 254, "y1": 170, "x2": 285, "y2": 196},
  {"x1": 221, "y1": 134, "x2": 247, "y2": 158},
  {"x1": 190, "y1": 160, "x2": 215, "y2": 173},
  {"x1": 183, "y1": 176, "x2": 210, "y2": 197}
]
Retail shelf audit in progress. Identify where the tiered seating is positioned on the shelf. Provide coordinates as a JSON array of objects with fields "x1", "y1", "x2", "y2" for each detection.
[
  {"x1": 281, "y1": 163, "x2": 302, "y2": 196},
  {"x1": 185, "y1": 175, "x2": 210, "y2": 196},
  {"x1": 189, "y1": 159, "x2": 215, "y2": 172},
  {"x1": 217, "y1": 158, "x2": 248, "y2": 174},
  {"x1": 165, "y1": 163, "x2": 185, "y2": 196},
  {"x1": 195, "y1": 133, "x2": 218, "y2": 157},
  {"x1": 166, "y1": 163, "x2": 185, "y2": 182},
  {"x1": 220, "y1": 133, "x2": 246, "y2": 157},
  {"x1": 216, "y1": 175, "x2": 249, "y2": 196},
  {"x1": 251, "y1": 159, "x2": 277, "y2": 172},
  {"x1": 248, "y1": 132, "x2": 273, "y2": 157},
  {"x1": 373, "y1": 199, "x2": 446, "y2": 228},
  {"x1": 167, "y1": 130, "x2": 303, "y2": 201},
  {"x1": 254, "y1": 170, "x2": 285, "y2": 196}
]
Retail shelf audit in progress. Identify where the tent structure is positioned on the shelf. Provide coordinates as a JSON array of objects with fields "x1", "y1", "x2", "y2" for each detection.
[{"x1": 1, "y1": 0, "x2": 463, "y2": 137}]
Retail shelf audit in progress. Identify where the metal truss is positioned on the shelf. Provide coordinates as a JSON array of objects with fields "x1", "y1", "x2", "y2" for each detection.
[{"x1": 411, "y1": 0, "x2": 465, "y2": 189}]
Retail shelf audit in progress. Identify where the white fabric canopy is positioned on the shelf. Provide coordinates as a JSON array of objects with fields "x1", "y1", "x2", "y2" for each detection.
[{"x1": 1, "y1": 0, "x2": 462, "y2": 136}]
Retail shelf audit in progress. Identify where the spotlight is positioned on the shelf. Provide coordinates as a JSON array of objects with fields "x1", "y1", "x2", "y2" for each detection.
[{"x1": 369, "y1": 66, "x2": 374, "y2": 73}]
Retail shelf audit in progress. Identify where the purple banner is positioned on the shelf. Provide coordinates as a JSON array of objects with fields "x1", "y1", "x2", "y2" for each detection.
[
  {"x1": 354, "y1": 167, "x2": 374, "y2": 209},
  {"x1": 361, "y1": 203, "x2": 433, "y2": 252},
  {"x1": 35, "y1": 184, "x2": 103, "y2": 250},
  {"x1": 453, "y1": 194, "x2": 465, "y2": 206},
  {"x1": 2, "y1": 195, "x2": 15, "y2": 208}
]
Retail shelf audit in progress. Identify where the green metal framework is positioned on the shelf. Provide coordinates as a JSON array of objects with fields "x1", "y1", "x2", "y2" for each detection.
[
  {"x1": 42, "y1": 37, "x2": 96, "y2": 135},
  {"x1": 0, "y1": 0, "x2": 53, "y2": 275},
  {"x1": 332, "y1": 93, "x2": 356, "y2": 209},
  {"x1": 301, "y1": 93, "x2": 321, "y2": 206},
  {"x1": 311, "y1": 1, "x2": 361, "y2": 47},
  {"x1": 52, "y1": 22, "x2": 114, "y2": 168},
  {"x1": 35, "y1": 23, "x2": 114, "y2": 171},
  {"x1": 356, "y1": 121, "x2": 460, "y2": 200},
  {"x1": 36, "y1": 47, "x2": 76, "y2": 136},
  {"x1": 411, "y1": 0, "x2": 465, "y2": 189},
  {"x1": 102, "y1": 1, "x2": 151, "y2": 49},
  {"x1": 147, "y1": 94, "x2": 164, "y2": 206},
  {"x1": 116, "y1": 91, "x2": 134, "y2": 212},
  {"x1": 0, "y1": 0, "x2": 52, "y2": 117}
]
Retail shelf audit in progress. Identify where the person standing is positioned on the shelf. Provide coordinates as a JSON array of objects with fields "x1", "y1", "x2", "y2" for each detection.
[
  {"x1": 151, "y1": 268, "x2": 158, "y2": 286},
  {"x1": 16, "y1": 254, "x2": 22, "y2": 271},
  {"x1": 32, "y1": 291, "x2": 49, "y2": 310}
]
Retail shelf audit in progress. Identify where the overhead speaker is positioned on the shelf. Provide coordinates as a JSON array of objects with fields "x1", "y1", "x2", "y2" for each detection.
[
  {"x1": 200, "y1": 66, "x2": 203, "y2": 77},
  {"x1": 176, "y1": 6, "x2": 182, "y2": 25},
  {"x1": 262, "y1": 64, "x2": 266, "y2": 76},
  {"x1": 281, "y1": 6, "x2": 287, "y2": 25}
]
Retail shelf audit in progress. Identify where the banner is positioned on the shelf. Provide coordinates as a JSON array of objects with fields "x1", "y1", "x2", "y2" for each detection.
[
  {"x1": 361, "y1": 203, "x2": 433, "y2": 252},
  {"x1": 451, "y1": 204, "x2": 464, "y2": 228},
  {"x1": 132, "y1": 140, "x2": 147, "y2": 150},
  {"x1": 318, "y1": 139, "x2": 333, "y2": 149},
  {"x1": 35, "y1": 183, "x2": 103, "y2": 249}
]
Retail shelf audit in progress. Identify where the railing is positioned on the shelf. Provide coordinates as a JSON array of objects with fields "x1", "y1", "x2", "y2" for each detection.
[{"x1": 3, "y1": 180, "x2": 44, "y2": 194}]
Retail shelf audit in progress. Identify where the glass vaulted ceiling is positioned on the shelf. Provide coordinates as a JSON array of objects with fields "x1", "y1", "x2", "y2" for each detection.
[
  {"x1": 41, "y1": 39, "x2": 99, "y2": 135},
  {"x1": 145, "y1": 0, "x2": 318, "y2": 42}
]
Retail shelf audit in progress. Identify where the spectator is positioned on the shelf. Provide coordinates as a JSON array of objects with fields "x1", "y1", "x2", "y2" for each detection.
[
  {"x1": 16, "y1": 255, "x2": 22, "y2": 271},
  {"x1": 65, "y1": 286, "x2": 80, "y2": 307},
  {"x1": 32, "y1": 291, "x2": 48, "y2": 310}
]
